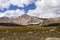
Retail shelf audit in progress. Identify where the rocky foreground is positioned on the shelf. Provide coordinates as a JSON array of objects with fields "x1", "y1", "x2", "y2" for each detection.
[
  {"x1": 0, "y1": 32, "x2": 60, "y2": 40},
  {"x1": 0, "y1": 27, "x2": 59, "y2": 40}
]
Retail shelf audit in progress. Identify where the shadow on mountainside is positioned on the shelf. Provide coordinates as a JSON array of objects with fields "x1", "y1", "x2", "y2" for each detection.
[
  {"x1": 43, "y1": 23, "x2": 60, "y2": 27},
  {"x1": 0, "y1": 23, "x2": 60, "y2": 27},
  {"x1": 0, "y1": 23, "x2": 25, "y2": 27}
]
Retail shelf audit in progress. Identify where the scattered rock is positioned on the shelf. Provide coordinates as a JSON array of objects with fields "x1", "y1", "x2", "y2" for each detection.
[{"x1": 45, "y1": 37, "x2": 60, "y2": 40}]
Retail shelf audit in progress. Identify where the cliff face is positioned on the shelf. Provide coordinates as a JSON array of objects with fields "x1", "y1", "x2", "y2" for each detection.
[{"x1": 0, "y1": 14, "x2": 60, "y2": 26}]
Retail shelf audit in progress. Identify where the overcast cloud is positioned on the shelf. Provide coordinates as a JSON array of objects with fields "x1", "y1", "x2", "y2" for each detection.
[{"x1": 0, "y1": 0, "x2": 60, "y2": 18}]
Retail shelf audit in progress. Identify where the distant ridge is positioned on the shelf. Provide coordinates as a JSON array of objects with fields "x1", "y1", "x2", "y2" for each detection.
[{"x1": 0, "y1": 14, "x2": 60, "y2": 26}]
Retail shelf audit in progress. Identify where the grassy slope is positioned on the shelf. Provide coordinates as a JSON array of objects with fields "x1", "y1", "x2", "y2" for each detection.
[{"x1": 0, "y1": 23, "x2": 60, "y2": 32}]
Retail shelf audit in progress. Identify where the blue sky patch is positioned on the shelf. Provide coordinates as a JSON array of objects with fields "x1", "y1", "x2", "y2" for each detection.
[{"x1": 0, "y1": 3, "x2": 36, "y2": 13}]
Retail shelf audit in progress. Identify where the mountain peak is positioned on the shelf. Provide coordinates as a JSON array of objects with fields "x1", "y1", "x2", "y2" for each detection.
[{"x1": 0, "y1": 14, "x2": 60, "y2": 26}]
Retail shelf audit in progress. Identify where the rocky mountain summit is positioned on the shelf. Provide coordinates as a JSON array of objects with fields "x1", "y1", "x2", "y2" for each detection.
[{"x1": 0, "y1": 14, "x2": 60, "y2": 26}]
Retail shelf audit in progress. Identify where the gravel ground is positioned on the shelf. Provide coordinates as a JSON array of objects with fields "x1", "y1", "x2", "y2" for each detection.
[
  {"x1": 0, "y1": 32, "x2": 60, "y2": 40},
  {"x1": 0, "y1": 26, "x2": 60, "y2": 40}
]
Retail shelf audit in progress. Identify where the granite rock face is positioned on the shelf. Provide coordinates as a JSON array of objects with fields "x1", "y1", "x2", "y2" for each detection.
[
  {"x1": 14, "y1": 14, "x2": 46, "y2": 25},
  {"x1": 0, "y1": 14, "x2": 60, "y2": 26}
]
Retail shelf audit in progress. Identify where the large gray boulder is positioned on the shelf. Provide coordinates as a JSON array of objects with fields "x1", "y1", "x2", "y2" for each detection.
[{"x1": 45, "y1": 37, "x2": 60, "y2": 40}]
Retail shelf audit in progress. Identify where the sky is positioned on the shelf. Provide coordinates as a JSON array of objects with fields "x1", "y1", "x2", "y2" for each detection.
[{"x1": 0, "y1": 0, "x2": 60, "y2": 18}]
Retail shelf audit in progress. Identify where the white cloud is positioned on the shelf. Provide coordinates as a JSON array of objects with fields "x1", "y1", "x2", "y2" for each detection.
[
  {"x1": 0, "y1": 0, "x2": 36, "y2": 18},
  {"x1": 0, "y1": 0, "x2": 36, "y2": 9},
  {"x1": 0, "y1": 0, "x2": 60, "y2": 18},
  {"x1": 9, "y1": 0, "x2": 35, "y2": 7},
  {"x1": 27, "y1": 0, "x2": 60, "y2": 18},
  {"x1": 0, "y1": 9, "x2": 25, "y2": 18},
  {"x1": 0, "y1": 0, "x2": 10, "y2": 9},
  {"x1": 0, "y1": 12, "x2": 6, "y2": 17}
]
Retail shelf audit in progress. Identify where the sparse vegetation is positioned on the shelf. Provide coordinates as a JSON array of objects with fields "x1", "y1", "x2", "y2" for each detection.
[
  {"x1": 0, "y1": 23, "x2": 60, "y2": 40},
  {"x1": 0, "y1": 26, "x2": 59, "y2": 40},
  {"x1": 0, "y1": 23, "x2": 60, "y2": 32}
]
